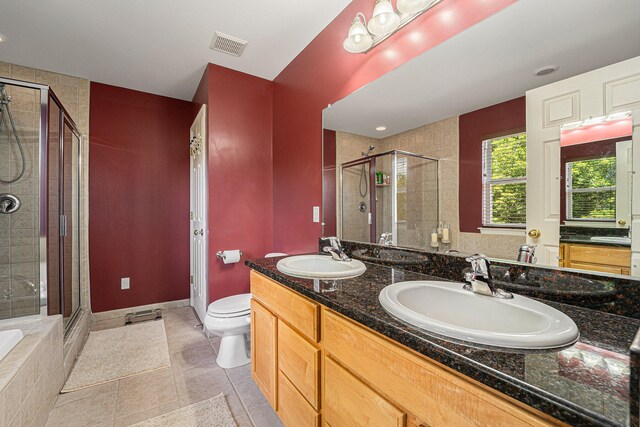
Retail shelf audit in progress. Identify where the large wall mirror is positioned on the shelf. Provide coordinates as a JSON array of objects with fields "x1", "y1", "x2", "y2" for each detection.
[{"x1": 322, "y1": 0, "x2": 640, "y2": 277}]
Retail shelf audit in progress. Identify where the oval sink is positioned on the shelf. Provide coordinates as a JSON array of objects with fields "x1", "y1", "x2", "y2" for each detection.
[
  {"x1": 379, "y1": 281, "x2": 579, "y2": 349},
  {"x1": 276, "y1": 255, "x2": 366, "y2": 280}
]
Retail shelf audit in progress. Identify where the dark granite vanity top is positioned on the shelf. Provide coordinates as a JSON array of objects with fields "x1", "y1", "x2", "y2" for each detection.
[
  {"x1": 560, "y1": 226, "x2": 631, "y2": 247},
  {"x1": 246, "y1": 255, "x2": 639, "y2": 426}
]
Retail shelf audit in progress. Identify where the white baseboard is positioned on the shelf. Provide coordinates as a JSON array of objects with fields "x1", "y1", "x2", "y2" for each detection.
[{"x1": 92, "y1": 299, "x2": 191, "y2": 321}]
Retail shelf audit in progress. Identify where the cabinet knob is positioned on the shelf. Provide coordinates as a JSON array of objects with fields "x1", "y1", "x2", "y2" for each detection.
[
  {"x1": 618, "y1": 219, "x2": 627, "y2": 226},
  {"x1": 528, "y1": 229, "x2": 541, "y2": 238}
]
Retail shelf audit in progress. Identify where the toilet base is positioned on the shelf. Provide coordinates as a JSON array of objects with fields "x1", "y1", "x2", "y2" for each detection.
[{"x1": 216, "y1": 333, "x2": 250, "y2": 369}]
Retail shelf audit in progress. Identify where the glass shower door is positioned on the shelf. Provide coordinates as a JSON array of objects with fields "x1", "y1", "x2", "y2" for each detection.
[
  {"x1": 394, "y1": 155, "x2": 439, "y2": 248},
  {"x1": 341, "y1": 161, "x2": 374, "y2": 243},
  {"x1": 62, "y1": 121, "x2": 80, "y2": 325}
]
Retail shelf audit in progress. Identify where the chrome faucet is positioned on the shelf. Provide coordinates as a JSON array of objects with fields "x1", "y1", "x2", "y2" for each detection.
[
  {"x1": 516, "y1": 245, "x2": 537, "y2": 264},
  {"x1": 378, "y1": 232, "x2": 393, "y2": 246},
  {"x1": 463, "y1": 254, "x2": 513, "y2": 299},
  {"x1": 321, "y1": 237, "x2": 351, "y2": 262}
]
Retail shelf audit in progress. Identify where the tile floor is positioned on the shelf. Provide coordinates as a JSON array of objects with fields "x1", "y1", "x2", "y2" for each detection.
[{"x1": 44, "y1": 306, "x2": 283, "y2": 427}]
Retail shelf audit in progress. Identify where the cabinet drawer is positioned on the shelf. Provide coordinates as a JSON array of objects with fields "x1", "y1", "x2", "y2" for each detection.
[
  {"x1": 251, "y1": 271, "x2": 320, "y2": 341},
  {"x1": 278, "y1": 371, "x2": 320, "y2": 427},
  {"x1": 323, "y1": 309, "x2": 555, "y2": 427},
  {"x1": 278, "y1": 320, "x2": 320, "y2": 409},
  {"x1": 568, "y1": 244, "x2": 630, "y2": 268},
  {"x1": 325, "y1": 356, "x2": 405, "y2": 427},
  {"x1": 568, "y1": 261, "x2": 625, "y2": 275}
]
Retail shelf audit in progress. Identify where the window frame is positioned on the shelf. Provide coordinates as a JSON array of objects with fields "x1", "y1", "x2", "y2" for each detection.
[
  {"x1": 481, "y1": 132, "x2": 527, "y2": 228},
  {"x1": 565, "y1": 157, "x2": 616, "y2": 222}
]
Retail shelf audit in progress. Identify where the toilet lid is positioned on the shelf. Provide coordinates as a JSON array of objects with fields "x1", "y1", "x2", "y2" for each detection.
[{"x1": 207, "y1": 293, "x2": 251, "y2": 316}]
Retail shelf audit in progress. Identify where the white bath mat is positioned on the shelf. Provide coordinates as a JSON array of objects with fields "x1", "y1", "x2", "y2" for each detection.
[
  {"x1": 62, "y1": 319, "x2": 170, "y2": 392},
  {"x1": 128, "y1": 394, "x2": 237, "y2": 427}
]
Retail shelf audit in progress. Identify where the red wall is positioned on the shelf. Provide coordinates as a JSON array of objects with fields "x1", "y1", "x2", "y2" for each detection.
[
  {"x1": 193, "y1": 64, "x2": 274, "y2": 303},
  {"x1": 458, "y1": 96, "x2": 526, "y2": 232},
  {"x1": 272, "y1": 0, "x2": 516, "y2": 253},
  {"x1": 89, "y1": 83, "x2": 195, "y2": 312}
]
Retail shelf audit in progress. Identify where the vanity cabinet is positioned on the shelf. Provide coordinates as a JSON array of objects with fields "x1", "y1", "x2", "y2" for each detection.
[
  {"x1": 250, "y1": 271, "x2": 563, "y2": 427},
  {"x1": 559, "y1": 243, "x2": 631, "y2": 275}
]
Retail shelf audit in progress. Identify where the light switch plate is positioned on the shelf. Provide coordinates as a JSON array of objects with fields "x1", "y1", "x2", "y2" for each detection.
[
  {"x1": 313, "y1": 206, "x2": 320, "y2": 223},
  {"x1": 121, "y1": 277, "x2": 130, "y2": 290}
]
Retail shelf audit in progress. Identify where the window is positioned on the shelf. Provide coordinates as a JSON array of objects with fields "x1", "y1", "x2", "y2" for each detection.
[
  {"x1": 565, "y1": 157, "x2": 616, "y2": 221},
  {"x1": 482, "y1": 132, "x2": 527, "y2": 227}
]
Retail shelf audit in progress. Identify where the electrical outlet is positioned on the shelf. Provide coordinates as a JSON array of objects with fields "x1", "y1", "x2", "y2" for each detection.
[
  {"x1": 121, "y1": 277, "x2": 130, "y2": 290},
  {"x1": 313, "y1": 206, "x2": 320, "y2": 223}
]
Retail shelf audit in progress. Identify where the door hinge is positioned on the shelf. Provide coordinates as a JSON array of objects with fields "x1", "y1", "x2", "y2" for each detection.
[
  {"x1": 190, "y1": 275, "x2": 194, "y2": 284},
  {"x1": 190, "y1": 211, "x2": 194, "y2": 220}
]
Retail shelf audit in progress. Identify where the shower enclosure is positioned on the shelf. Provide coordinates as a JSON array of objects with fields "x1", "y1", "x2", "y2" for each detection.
[
  {"x1": 0, "y1": 77, "x2": 82, "y2": 330},
  {"x1": 340, "y1": 150, "x2": 438, "y2": 249}
]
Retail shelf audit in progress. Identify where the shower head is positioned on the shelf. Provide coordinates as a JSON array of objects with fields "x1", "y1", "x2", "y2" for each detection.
[{"x1": 361, "y1": 145, "x2": 375, "y2": 157}]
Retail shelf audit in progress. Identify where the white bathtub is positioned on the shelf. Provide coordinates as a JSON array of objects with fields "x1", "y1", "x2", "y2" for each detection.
[{"x1": 0, "y1": 329, "x2": 24, "y2": 362}]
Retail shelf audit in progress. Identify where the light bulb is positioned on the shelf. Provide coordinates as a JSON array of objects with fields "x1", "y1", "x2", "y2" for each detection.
[
  {"x1": 343, "y1": 14, "x2": 373, "y2": 53},
  {"x1": 367, "y1": 0, "x2": 400, "y2": 36},
  {"x1": 397, "y1": 0, "x2": 433, "y2": 14}
]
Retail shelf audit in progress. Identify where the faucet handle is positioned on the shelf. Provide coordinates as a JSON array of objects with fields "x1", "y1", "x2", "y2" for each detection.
[
  {"x1": 465, "y1": 254, "x2": 491, "y2": 278},
  {"x1": 321, "y1": 236, "x2": 342, "y2": 249}
]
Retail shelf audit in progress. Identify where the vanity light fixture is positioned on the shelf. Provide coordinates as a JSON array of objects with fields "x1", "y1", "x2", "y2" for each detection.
[
  {"x1": 344, "y1": 13, "x2": 374, "y2": 53},
  {"x1": 376, "y1": 126, "x2": 387, "y2": 131},
  {"x1": 344, "y1": 0, "x2": 442, "y2": 54},
  {"x1": 368, "y1": 0, "x2": 401, "y2": 36}
]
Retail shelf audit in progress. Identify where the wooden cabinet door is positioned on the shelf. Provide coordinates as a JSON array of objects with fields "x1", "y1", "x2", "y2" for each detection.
[
  {"x1": 277, "y1": 371, "x2": 320, "y2": 427},
  {"x1": 251, "y1": 299, "x2": 277, "y2": 408}
]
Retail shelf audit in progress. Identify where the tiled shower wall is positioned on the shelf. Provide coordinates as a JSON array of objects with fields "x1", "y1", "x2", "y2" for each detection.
[{"x1": 0, "y1": 62, "x2": 90, "y2": 317}]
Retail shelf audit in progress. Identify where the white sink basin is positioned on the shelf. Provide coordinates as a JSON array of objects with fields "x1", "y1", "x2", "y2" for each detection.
[
  {"x1": 276, "y1": 255, "x2": 366, "y2": 280},
  {"x1": 590, "y1": 236, "x2": 631, "y2": 244},
  {"x1": 379, "y1": 281, "x2": 579, "y2": 349}
]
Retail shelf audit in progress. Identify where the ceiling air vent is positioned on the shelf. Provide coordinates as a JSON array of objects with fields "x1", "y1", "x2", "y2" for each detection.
[{"x1": 210, "y1": 32, "x2": 248, "y2": 57}]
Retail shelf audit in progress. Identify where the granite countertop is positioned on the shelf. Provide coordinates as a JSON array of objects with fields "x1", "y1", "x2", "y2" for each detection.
[
  {"x1": 560, "y1": 235, "x2": 631, "y2": 247},
  {"x1": 246, "y1": 256, "x2": 640, "y2": 427}
]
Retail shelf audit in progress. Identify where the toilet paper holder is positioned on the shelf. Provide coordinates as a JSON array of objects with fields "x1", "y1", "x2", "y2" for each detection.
[{"x1": 216, "y1": 250, "x2": 243, "y2": 260}]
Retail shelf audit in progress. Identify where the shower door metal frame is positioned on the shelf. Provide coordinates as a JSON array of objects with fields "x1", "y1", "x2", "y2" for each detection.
[
  {"x1": 340, "y1": 150, "x2": 439, "y2": 246},
  {"x1": 49, "y1": 90, "x2": 83, "y2": 330},
  {"x1": 0, "y1": 77, "x2": 83, "y2": 327}
]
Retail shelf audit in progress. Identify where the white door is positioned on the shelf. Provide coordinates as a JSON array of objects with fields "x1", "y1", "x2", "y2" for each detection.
[
  {"x1": 616, "y1": 140, "x2": 632, "y2": 228},
  {"x1": 525, "y1": 93, "x2": 562, "y2": 266},
  {"x1": 190, "y1": 105, "x2": 208, "y2": 322}
]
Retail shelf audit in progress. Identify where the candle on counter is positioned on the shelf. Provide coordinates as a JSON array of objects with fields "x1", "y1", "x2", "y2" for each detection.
[
  {"x1": 442, "y1": 225, "x2": 450, "y2": 242},
  {"x1": 431, "y1": 229, "x2": 439, "y2": 246}
]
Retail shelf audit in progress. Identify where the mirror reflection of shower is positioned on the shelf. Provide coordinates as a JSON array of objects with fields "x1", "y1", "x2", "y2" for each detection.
[
  {"x1": 359, "y1": 145, "x2": 375, "y2": 197},
  {"x1": 0, "y1": 83, "x2": 26, "y2": 184}
]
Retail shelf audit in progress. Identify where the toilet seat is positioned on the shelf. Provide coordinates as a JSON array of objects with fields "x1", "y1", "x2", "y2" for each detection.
[{"x1": 206, "y1": 293, "x2": 251, "y2": 318}]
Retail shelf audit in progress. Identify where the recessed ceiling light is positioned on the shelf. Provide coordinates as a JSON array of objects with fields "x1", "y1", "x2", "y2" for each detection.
[
  {"x1": 376, "y1": 126, "x2": 386, "y2": 131},
  {"x1": 533, "y1": 65, "x2": 559, "y2": 77},
  {"x1": 0, "y1": 33, "x2": 7, "y2": 43}
]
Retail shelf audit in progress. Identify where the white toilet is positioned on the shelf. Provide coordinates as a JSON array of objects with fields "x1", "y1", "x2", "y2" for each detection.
[{"x1": 204, "y1": 252, "x2": 287, "y2": 369}]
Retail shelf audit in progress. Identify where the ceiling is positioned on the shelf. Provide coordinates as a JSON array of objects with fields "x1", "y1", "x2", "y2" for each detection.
[
  {"x1": 0, "y1": 0, "x2": 351, "y2": 100},
  {"x1": 324, "y1": 0, "x2": 640, "y2": 139}
]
